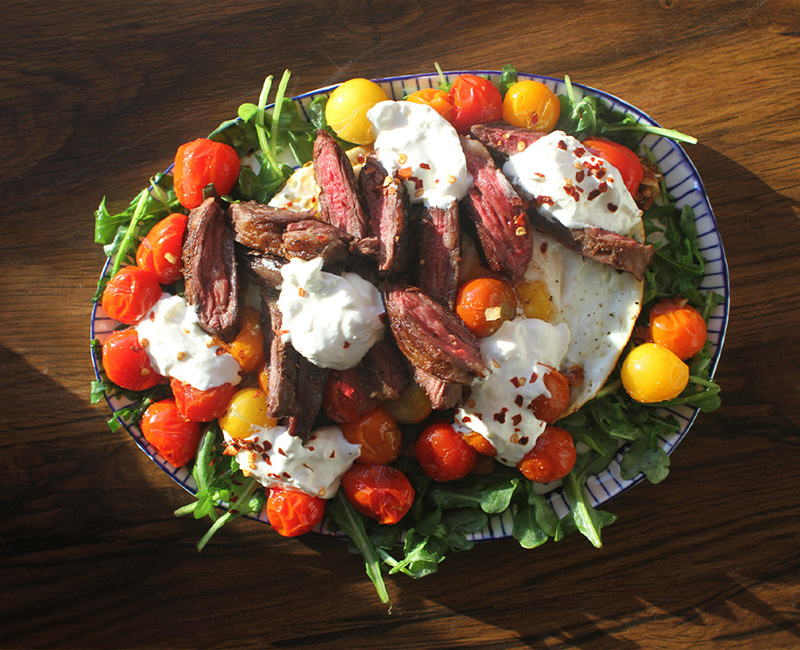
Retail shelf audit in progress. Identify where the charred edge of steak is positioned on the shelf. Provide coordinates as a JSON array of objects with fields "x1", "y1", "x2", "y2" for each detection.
[
  {"x1": 414, "y1": 201, "x2": 460, "y2": 309},
  {"x1": 262, "y1": 297, "x2": 327, "y2": 440},
  {"x1": 414, "y1": 367, "x2": 465, "y2": 410},
  {"x1": 527, "y1": 211, "x2": 654, "y2": 281},
  {"x1": 356, "y1": 337, "x2": 410, "y2": 402},
  {"x1": 237, "y1": 246, "x2": 284, "y2": 291},
  {"x1": 229, "y1": 201, "x2": 315, "y2": 255},
  {"x1": 359, "y1": 155, "x2": 412, "y2": 275},
  {"x1": 182, "y1": 197, "x2": 240, "y2": 342},
  {"x1": 460, "y1": 138, "x2": 532, "y2": 283},
  {"x1": 283, "y1": 219, "x2": 353, "y2": 265},
  {"x1": 313, "y1": 130, "x2": 369, "y2": 240},
  {"x1": 469, "y1": 121, "x2": 545, "y2": 157},
  {"x1": 382, "y1": 284, "x2": 484, "y2": 385}
]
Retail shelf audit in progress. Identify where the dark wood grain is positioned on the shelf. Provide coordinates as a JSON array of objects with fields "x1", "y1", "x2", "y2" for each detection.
[{"x1": 2, "y1": 1, "x2": 800, "y2": 648}]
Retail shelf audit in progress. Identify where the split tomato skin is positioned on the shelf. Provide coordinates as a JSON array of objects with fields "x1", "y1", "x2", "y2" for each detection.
[
  {"x1": 415, "y1": 422, "x2": 477, "y2": 482},
  {"x1": 517, "y1": 425, "x2": 576, "y2": 483},
  {"x1": 140, "y1": 398, "x2": 203, "y2": 467},
  {"x1": 136, "y1": 213, "x2": 188, "y2": 284},
  {"x1": 341, "y1": 463, "x2": 414, "y2": 525},
  {"x1": 341, "y1": 407, "x2": 403, "y2": 465},
  {"x1": 101, "y1": 329, "x2": 163, "y2": 391},
  {"x1": 170, "y1": 378, "x2": 237, "y2": 423},
  {"x1": 266, "y1": 487, "x2": 326, "y2": 537},
  {"x1": 448, "y1": 74, "x2": 503, "y2": 134},
  {"x1": 649, "y1": 298, "x2": 707, "y2": 360},
  {"x1": 529, "y1": 366, "x2": 571, "y2": 424},
  {"x1": 406, "y1": 88, "x2": 455, "y2": 123},
  {"x1": 101, "y1": 265, "x2": 162, "y2": 325},
  {"x1": 582, "y1": 136, "x2": 644, "y2": 196},
  {"x1": 172, "y1": 138, "x2": 240, "y2": 209}
]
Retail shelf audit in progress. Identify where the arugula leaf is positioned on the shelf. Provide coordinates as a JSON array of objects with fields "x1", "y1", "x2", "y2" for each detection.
[
  {"x1": 434, "y1": 62, "x2": 452, "y2": 93},
  {"x1": 498, "y1": 64, "x2": 518, "y2": 96}
]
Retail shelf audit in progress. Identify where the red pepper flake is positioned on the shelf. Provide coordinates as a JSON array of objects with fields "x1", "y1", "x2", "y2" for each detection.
[
  {"x1": 343, "y1": 341, "x2": 351, "y2": 349},
  {"x1": 493, "y1": 408, "x2": 508, "y2": 424},
  {"x1": 308, "y1": 446, "x2": 315, "y2": 452},
  {"x1": 330, "y1": 450, "x2": 336, "y2": 459},
  {"x1": 607, "y1": 202, "x2": 619, "y2": 212},
  {"x1": 462, "y1": 415, "x2": 472, "y2": 423},
  {"x1": 286, "y1": 201, "x2": 294, "y2": 207},
  {"x1": 149, "y1": 312, "x2": 155, "y2": 321},
  {"x1": 511, "y1": 414, "x2": 522, "y2": 427},
  {"x1": 564, "y1": 184, "x2": 582, "y2": 201},
  {"x1": 278, "y1": 448, "x2": 287, "y2": 457},
  {"x1": 575, "y1": 169, "x2": 585, "y2": 183},
  {"x1": 282, "y1": 472, "x2": 291, "y2": 478},
  {"x1": 540, "y1": 241, "x2": 548, "y2": 254},
  {"x1": 557, "y1": 140, "x2": 568, "y2": 150},
  {"x1": 587, "y1": 181, "x2": 609, "y2": 201},
  {"x1": 574, "y1": 146, "x2": 586, "y2": 157},
  {"x1": 519, "y1": 436, "x2": 529, "y2": 445},
  {"x1": 419, "y1": 162, "x2": 431, "y2": 170},
  {"x1": 530, "y1": 370, "x2": 539, "y2": 383},
  {"x1": 397, "y1": 167, "x2": 413, "y2": 179},
  {"x1": 510, "y1": 376, "x2": 524, "y2": 388},
  {"x1": 215, "y1": 347, "x2": 226, "y2": 356},
  {"x1": 534, "y1": 172, "x2": 545, "y2": 178},
  {"x1": 536, "y1": 195, "x2": 554, "y2": 207},
  {"x1": 514, "y1": 395, "x2": 524, "y2": 407}
]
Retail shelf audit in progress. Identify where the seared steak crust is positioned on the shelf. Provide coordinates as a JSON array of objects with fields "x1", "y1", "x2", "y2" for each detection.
[
  {"x1": 229, "y1": 201, "x2": 314, "y2": 255},
  {"x1": 182, "y1": 197, "x2": 240, "y2": 342},
  {"x1": 414, "y1": 368, "x2": 465, "y2": 410}
]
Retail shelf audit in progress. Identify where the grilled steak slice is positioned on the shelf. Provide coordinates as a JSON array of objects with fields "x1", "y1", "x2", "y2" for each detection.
[
  {"x1": 414, "y1": 368, "x2": 465, "y2": 410},
  {"x1": 229, "y1": 201, "x2": 314, "y2": 255},
  {"x1": 182, "y1": 198, "x2": 240, "y2": 342},
  {"x1": 414, "y1": 201, "x2": 460, "y2": 309},
  {"x1": 359, "y1": 155, "x2": 412, "y2": 275},
  {"x1": 262, "y1": 296, "x2": 328, "y2": 439},
  {"x1": 460, "y1": 137, "x2": 533, "y2": 282},
  {"x1": 282, "y1": 219, "x2": 353, "y2": 265},
  {"x1": 469, "y1": 121, "x2": 545, "y2": 156},
  {"x1": 356, "y1": 337, "x2": 410, "y2": 402},
  {"x1": 529, "y1": 214, "x2": 654, "y2": 280},
  {"x1": 313, "y1": 130, "x2": 369, "y2": 240},
  {"x1": 236, "y1": 248, "x2": 284, "y2": 291},
  {"x1": 383, "y1": 285, "x2": 484, "y2": 385}
]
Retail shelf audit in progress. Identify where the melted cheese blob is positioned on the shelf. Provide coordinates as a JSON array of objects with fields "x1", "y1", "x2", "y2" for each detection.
[
  {"x1": 454, "y1": 318, "x2": 570, "y2": 466},
  {"x1": 276, "y1": 257, "x2": 385, "y2": 370},
  {"x1": 135, "y1": 293, "x2": 242, "y2": 391},
  {"x1": 503, "y1": 130, "x2": 641, "y2": 236},
  {"x1": 224, "y1": 424, "x2": 361, "y2": 499},
  {"x1": 367, "y1": 100, "x2": 472, "y2": 208}
]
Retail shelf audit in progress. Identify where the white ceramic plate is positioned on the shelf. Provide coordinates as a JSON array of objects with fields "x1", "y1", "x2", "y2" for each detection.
[{"x1": 90, "y1": 71, "x2": 729, "y2": 538}]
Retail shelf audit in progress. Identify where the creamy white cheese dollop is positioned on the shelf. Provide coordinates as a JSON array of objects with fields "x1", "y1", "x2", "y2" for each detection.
[
  {"x1": 135, "y1": 293, "x2": 242, "y2": 391},
  {"x1": 276, "y1": 257, "x2": 385, "y2": 370},
  {"x1": 503, "y1": 130, "x2": 641, "y2": 236},
  {"x1": 454, "y1": 318, "x2": 571, "y2": 466},
  {"x1": 367, "y1": 100, "x2": 472, "y2": 208},
  {"x1": 223, "y1": 424, "x2": 361, "y2": 499}
]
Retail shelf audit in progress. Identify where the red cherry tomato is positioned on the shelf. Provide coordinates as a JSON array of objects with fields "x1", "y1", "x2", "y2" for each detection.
[
  {"x1": 649, "y1": 297, "x2": 707, "y2": 360},
  {"x1": 582, "y1": 136, "x2": 644, "y2": 196},
  {"x1": 170, "y1": 378, "x2": 237, "y2": 422},
  {"x1": 136, "y1": 213, "x2": 188, "y2": 284},
  {"x1": 266, "y1": 487, "x2": 326, "y2": 537},
  {"x1": 101, "y1": 329, "x2": 163, "y2": 391},
  {"x1": 455, "y1": 276, "x2": 518, "y2": 338},
  {"x1": 140, "y1": 398, "x2": 203, "y2": 467},
  {"x1": 517, "y1": 425, "x2": 576, "y2": 483},
  {"x1": 322, "y1": 368, "x2": 376, "y2": 424},
  {"x1": 448, "y1": 74, "x2": 503, "y2": 134},
  {"x1": 101, "y1": 266, "x2": 162, "y2": 325},
  {"x1": 406, "y1": 88, "x2": 455, "y2": 123},
  {"x1": 172, "y1": 138, "x2": 240, "y2": 209},
  {"x1": 341, "y1": 407, "x2": 403, "y2": 465},
  {"x1": 341, "y1": 463, "x2": 415, "y2": 525},
  {"x1": 529, "y1": 365, "x2": 571, "y2": 423},
  {"x1": 415, "y1": 422, "x2": 477, "y2": 482}
]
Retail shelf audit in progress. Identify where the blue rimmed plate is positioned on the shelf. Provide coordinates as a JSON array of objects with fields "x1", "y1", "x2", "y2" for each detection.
[{"x1": 90, "y1": 70, "x2": 729, "y2": 538}]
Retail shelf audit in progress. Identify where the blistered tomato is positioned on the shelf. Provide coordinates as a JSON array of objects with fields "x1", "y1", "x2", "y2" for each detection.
[
  {"x1": 649, "y1": 298, "x2": 707, "y2": 360},
  {"x1": 135, "y1": 213, "x2": 188, "y2": 284},
  {"x1": 455, "y1": 277, "x2": 517, "y2": 338},
  {"x1": 517, "y1": 425, "x2": 576, "y2": 483},
  {"x1": 101, "y1": 266, "x2": 162, "y2": 325},
  {"x1": 170, "y1": 378, "x2": 237, "y2": 422},
  {"x1": 341, "y1": 407, "x2": 403, "y2": 465},
  {"x1": 502, "y1": 80, "x2": 560, "y2": 133},
  {"x1": 582, "y1": 137, "x2": 644, "y2": 196},
  {"x1": 140, "y1": 398, "x2": 203, "y2": 467},
  {"x1": 448, "y1": 74, "x2": 503, "y2": 134},
  {"x1": 406, "y1": 88, "x2": 455, "y2": 123},
  {"x1": 325, "y1": 78, "x2": 389, "y2": 145},
  {"x1": 173, "y1": 138, "x2": 240, "y2": 209},
  {"x1": 415, "y1": 422, "x2": 477, "y2": 482},
  {"x1": 621, "y1": 342, "x2": 689, "y2": 403},
  {"x1": 267, "y1": 487, "x2": 326, "y2": 537},
  {"x1": 218, "y1": 387, "x2": 277, "y2": 439},
  {"x1": 528, "y1": 365, "x2": 571, "y2": 423},
  {"x1": 101, "y1": 329, "x2": 163, "y2": 391},
  {"x1": 341, "y1": 463, "x2": 414, "y2": 525}
]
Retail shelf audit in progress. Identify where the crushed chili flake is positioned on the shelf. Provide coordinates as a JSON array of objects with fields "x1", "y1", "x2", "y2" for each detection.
[
  {"x1": 564, "y1": 184, "x2": 582, "y2": 201},
  {"x1": 343, "y1": 341, "x2": 351, "y2": 349},
  {"x1": 511, "y1": 414, "x2": 522, "y2": 427},
  {"x1": 557, "y1": 140, "x2": 568, "y2": 150},
  {"x1": 419, "y1": 162, "x2": 431, "y2": 170},
  {"x1": 519, "y1": 436, "x2": 529, "y2": 445},
  {"x1": 515, "y1": 395, "x2": 524, "y2": 407},
  {"x1": 397, "y1": 167, "x2": 413, "y2": 179},
  {"x1": 575, "y1": 169, "x2": 585, "y2": 183},
  {"x1": 607, "y1": 202, "x2": 619, "y2": 212},
  {"x1": 536, "y1": 195, "x2": 554, "y2": 206},
  {"x1": 494, "y1": 408, "x2": 508, "y2": 424},
  {"x1": 574, "y1": 146, "x2": 586, "y2": 157}
]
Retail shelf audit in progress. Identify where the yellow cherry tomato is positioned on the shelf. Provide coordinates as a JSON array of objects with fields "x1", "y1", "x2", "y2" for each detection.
[
  {"x1": 218, "y1": 387, "x2": 277, "y2": 439},
  {"x1": 218, "y1": 308, "x2": 265, "y2": 375},
  {"x1": 621, "y1": 343, "x2": 690, "y2": 403},
  {"x1": 502, "y1": 80, "x2": 561, "y2": 133},
  {"x1": 383, "y1": 382, "x2": 433, "y2": 424},
  {"x1": 325, "y1": 78, "x2": 389, "y2": 145}
]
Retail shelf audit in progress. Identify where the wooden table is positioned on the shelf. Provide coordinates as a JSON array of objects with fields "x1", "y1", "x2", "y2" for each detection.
[{"x1": 3, "y1": 1, "x2": 799, "y2": 648}]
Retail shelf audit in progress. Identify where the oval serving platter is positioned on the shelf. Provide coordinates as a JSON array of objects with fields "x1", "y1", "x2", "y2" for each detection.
[{"x1": 90, "y1": 70, "x2": 729, "y2": 540}]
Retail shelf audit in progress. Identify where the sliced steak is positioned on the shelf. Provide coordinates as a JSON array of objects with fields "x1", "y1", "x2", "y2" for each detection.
[
  {"x1": 313, "y1": 130, "x2": 370, "y2": 240},
  {"x1": 414, "y1": 201, "x2": 460, "y2": 309},
  {"x1": 262, "y1": 296, "x2": 328, "y2": 440},
  {"x1": 356, "y1": 337, "x2": 410, "y2": 402},
  {"x1": 229, "y1": 201, "x2": 314, "y2": 255},
  {"x1": 359, "y1": 155, "x2": 412, "y2": 275},
  {"x1": 530, "y1": 214, "x2": 654, "y2": 281},
  {"x1": 236, "y1": 247, "x2": 284, "y2": 291},
  {"x1": 414, "y1": 368, "x2": 465, "y2": 410},
  {"x1": 382, "y1": 285, "x2": 484, "y2": 385},
  {"x1": 182, "y1": 198, "x2": 240, "y2": 342},
  {"x1": 469, "y1": 121, "x2": 545, "y2": 157},
  {"x1": 460, "y1": 137, "x2": 533, "y2": 282},
  {"x1": 282, "y1": 219, "x2": 353, "y2": 265}
]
